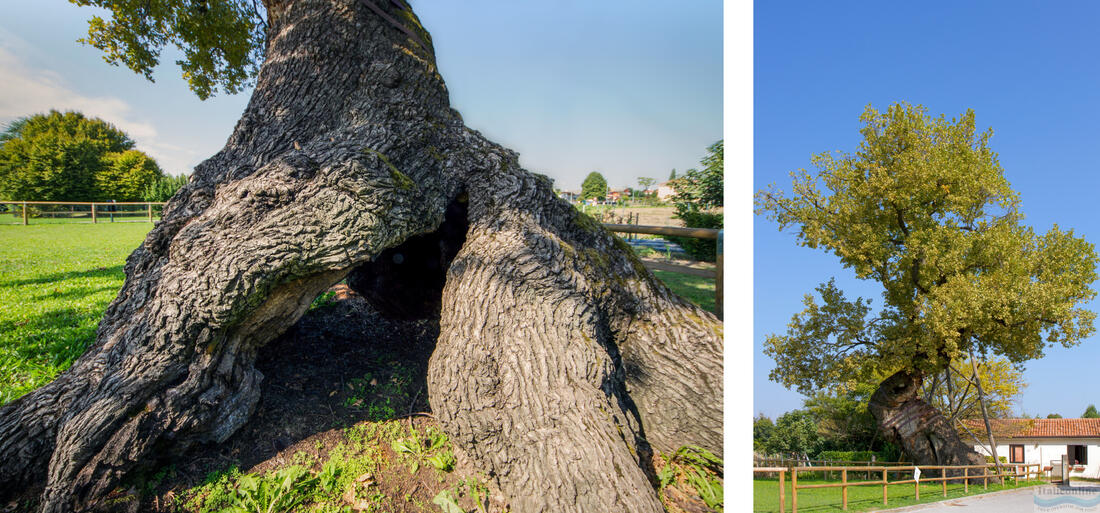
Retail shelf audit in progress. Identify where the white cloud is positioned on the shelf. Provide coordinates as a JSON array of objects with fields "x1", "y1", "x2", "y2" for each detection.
[{"x1": 0, "y1": 43, "x2": 197, "y2": 176}]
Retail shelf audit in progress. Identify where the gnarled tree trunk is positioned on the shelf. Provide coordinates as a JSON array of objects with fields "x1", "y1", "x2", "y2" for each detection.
[
  {"x1": 868, "y1": 370, "x2": 983, "y2": 468},
  {"x1": 0, "y1": 1, "x2": 723, "y2": 511}
]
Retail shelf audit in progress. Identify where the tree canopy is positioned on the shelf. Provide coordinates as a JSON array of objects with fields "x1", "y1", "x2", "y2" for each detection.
[
  {"x1": 70, "y1": 0, "x2": 266, "y2": 100},
  {"x1": 581, "y1": 171, "x2": 608, "y2": 201},
  {"x1": 757, "y1": 103, "x2": 1098, "y2": 395},
  {"x1": 1084, "y1": 405, "x2": 1100, "y2": 418},
  {"x1": 0, "y1": 110, "x2": 164, "y2": 201},
  {"x1": 671, "y1": 140, "x2": 723, "y2": 211}
]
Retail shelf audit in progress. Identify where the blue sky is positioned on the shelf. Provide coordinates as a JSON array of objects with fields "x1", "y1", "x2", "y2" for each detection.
[
  {"x1": 755, "y1": 2, "x2": 1100, "y2": 419},
  {"x1": 0, "y1": 1, "x2": 722, "y2": 192}
]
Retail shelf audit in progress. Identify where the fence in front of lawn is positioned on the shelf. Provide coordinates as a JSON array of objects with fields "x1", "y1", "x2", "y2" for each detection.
[
  {"x1": 1, "y1": 201, "x2": 166, "y2": 224},
  {"x1": 602, "y1": 223, "x2": 722, "y2": 318},
  {"x1": 755, "y1": 462, "x2": 1042, "y2": 513}
]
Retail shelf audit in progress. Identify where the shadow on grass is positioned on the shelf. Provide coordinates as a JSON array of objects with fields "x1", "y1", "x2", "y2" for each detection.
[{"x1": 0, "y1": 265, "x2": 124, "y2": 288}]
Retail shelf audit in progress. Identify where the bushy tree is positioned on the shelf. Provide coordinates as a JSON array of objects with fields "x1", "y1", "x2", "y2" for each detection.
[
  {"x1": 668, "y1": 140, "x2": 723, "y2": 260},
  {"x1": 581, "y1": 171, "x2": 607, "y2": 201},
  {"x1": 671, "y1": 140, "x2": 723, "y2": 210},
  {"x1": 142, "y1": 173, "x2": 190, "y2": 202},
  {"x1": 753, "y1": 414, "x2": 775, "y2": 453},
  {"x1": 764, "y1": 410, "x2": 822, "y2": 457},
  {"x1": 0, "y1": 110, "x2": 163, "y2": 201},
  {"x1": 97, "y1": 150, "x2": 163, "y2": 201},
  {"x1": 1047, "y1": 413, "x2": 1063, "y2": 419},
  {"x1": 757, "y1": 102, "x2": 1097, "y2": 464},
  {"x1": 757, "y1": 103, "x2": 1097, "y2": 392},
  {"x1": 1084, "y1": 405, "x2": 1099, "y2": 418}
]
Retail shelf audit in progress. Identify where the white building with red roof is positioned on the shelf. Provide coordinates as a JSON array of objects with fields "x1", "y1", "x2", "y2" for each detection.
[{"x1": 962, "y1": 418, "x2": 1100, "y2": 478}]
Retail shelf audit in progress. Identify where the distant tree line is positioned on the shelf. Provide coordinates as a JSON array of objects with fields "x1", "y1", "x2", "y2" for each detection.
[{"x1": 0, "y1": 110, "x2": 187, "y2": 202}]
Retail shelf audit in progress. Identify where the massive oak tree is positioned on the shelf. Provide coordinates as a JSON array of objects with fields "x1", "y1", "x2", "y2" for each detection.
[
  {"x1": 757, "y1": 103, "x2": 1097, "y2": 467},
  {"x1": 0, "y1": 1, "x2": 724, "y2": 511}
]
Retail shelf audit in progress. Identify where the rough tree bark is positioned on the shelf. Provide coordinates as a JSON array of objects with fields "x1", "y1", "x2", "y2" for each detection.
[
  {"x1": 0, "y1": 1, "x2": 723, "y2": 511},
  {"x1": 868, "y1": 370, "x2": 984, "y2": 468}
]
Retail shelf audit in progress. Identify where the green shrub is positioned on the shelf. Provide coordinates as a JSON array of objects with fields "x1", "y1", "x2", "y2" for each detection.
[{"x1": 668, "y1": 209, "x2": 722, "y2": 262}]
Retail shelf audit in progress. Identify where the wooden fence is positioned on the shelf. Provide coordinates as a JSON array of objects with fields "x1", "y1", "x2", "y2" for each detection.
[
  {"x1": 1, "y1": 201, "x2": 166, "y2": 224},
  {"x1": 602, "y1": 223, "x2": 722, "y2": 317},
  {"x1": 755, "y1": 462, "x2": 1042, "y2": 513}
]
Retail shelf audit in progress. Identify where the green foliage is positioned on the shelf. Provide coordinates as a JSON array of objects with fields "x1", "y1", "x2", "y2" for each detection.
[
  {"x1": 344, "y1": 362, "x2": 413, "y2": 421},
  {"x1": 753, "y1": 414, "x2": 775, "y2": 452},
  {"x1": 97, "y1": 149, "x2": 163, "y2": 201},
  {"x1": 226, "y1": 466, "x2": 317, "y2": 513},
  {"x1": 637, "y1": 176, "x2": 656, "y2": 192},
  {"x1": 757, "y1": 103, "x2": 1098, "y2": 394},
  {"x1": 816, "y1": 450, "x2": 877, "y2": 462},
  {"x1": 391, "y1": 426, "x2": 450, "y2": 474},
  {"x1": 1084, "y1": 405, "x2": 1099, "y2": 418},
  {"x1": 671, "y1": 140, "x2": 723, "y2": 210},
  {"x1": 658, "y1": 445, "x2": 724, "y2": 511},
  {"x1": 921, "y1": 356, "x2": 1026, "y2": 421},
  {"x1": 685, "y1": 467, "x2": 723, "y2": 511},
  {"x1": 432, "y1": 490, "x2": 464, "y2": 513},
  {"x1": 802, "y1": 382, "x2": 878, "y2": 453},
  {"x1": 667, "y1": 210, "x2": 722, "y2": 261},
  {"x1": 667, "y1": 141, "x2": 723, "y2": 261},
  {"x1": 581, "y1": 171, "x2": 608, "y2": 201},
  {"x1": 1048, "y1": 413, "x2": 1063, "y2": 419},
  {"x1": 669, "y1": 168, "x2": 677, "y2": 180},
  {"x1": 0, "y1": 110, "x2": 163, "y2": 201},
  {"x1": 427, "y1": 450, "x2": 456, "y2": 473},
  {"x1": 763, "y1": 410, "x2": 822, "y2": 457},
  {"x1": 70, "y1": 0, "x2": 266, "y2": 99},
  {"x1": 142, "y1": 173, "x2": 189, "y2": 202}
]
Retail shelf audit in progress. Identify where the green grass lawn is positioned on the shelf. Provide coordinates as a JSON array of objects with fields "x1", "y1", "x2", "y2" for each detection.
[
  {"x1": 754, "y1": 475, "x2": 1044, "y2": 512},
  {"x1": 0, "y1": 223, "x2": 718, "y2": 405},
  {"x1": 0, "y1": 223, "x2": 152, "y2": 404},
  {"x1": 652, "y1": 269, "x2": 717, "y2": 313}
]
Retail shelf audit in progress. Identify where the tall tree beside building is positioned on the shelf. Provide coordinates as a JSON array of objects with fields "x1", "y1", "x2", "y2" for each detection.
[
  {"x1": 757, "y1": 102, "x2": 1097, "y2": 466},
  {"x1": 581, "y1": 171, "x2": 608, "y2": 201}
]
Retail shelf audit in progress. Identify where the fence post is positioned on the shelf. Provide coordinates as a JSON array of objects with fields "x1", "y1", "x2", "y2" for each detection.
[
  {"x1": 915, "y1": 468, "x2": 920, "y2": 500},
  {"x1": 715, "y1": 229, "x2": 723, "y2": 320},
  {"x1": 148, "y1": 202, "x2": 153, "y2": 222},
  {"x1": 22, "y1": 201, "x2": 27, "y2": 225},
  {"x1": 842, "y1": 469, "x2": 848, "y2": 510},
  {"x1": 983, "y1": 466, "x2": 988, "y2": 489},
  {"x1": 942, "y1": 466, "x2": 947, "y2": 496},
  {"x1": 91, "y1": 203, "x2": 97, "y2": 224},
  {"x1": 964, "y1": 467, "x2": 968, "y2": 493},
  {"x1": 882, "y1": 468, "x2": 888, "y2": 505},
  {"x1": 779, "y1": 470, "x2": 785, "y2": 513},
  {"x1": 792, "y1": 469, "x2": 798, "y2": 513}
]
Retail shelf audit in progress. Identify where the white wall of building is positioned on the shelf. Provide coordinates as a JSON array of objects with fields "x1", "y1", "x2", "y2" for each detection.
[{"x1": 972, "y1": 439, "x2": 1100, "y2": 478}]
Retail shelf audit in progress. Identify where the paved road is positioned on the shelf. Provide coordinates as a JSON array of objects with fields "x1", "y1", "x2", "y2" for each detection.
[{"x1": 885, "y1": 483, "x2": 1100, "y2": 512}]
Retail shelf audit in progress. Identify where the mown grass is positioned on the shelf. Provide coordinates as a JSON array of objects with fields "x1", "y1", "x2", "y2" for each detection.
[
  {"x1": 0, "y1": 223, "x2": 719, "y2": 405},
  {"x1": 652, "y1": 269, "x2": 717, "y2": 313},
  {"x1": 0, "y1": 223, "x2": 151, "y2": 404},
  {"x1": 753, "y1": 475, "x2": 1044, "y2": 512}
]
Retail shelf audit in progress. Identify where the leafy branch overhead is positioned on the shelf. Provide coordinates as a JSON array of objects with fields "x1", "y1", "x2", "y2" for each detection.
[
  {"x1": 70, "y1": 0, "x2": 267, "y2": 99},
  {"x1": 757, "y1": 103, "x2": 1098, "y2": 394}
]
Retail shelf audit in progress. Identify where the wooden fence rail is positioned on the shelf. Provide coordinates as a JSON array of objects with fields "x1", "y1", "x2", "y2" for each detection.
[
  {"x1": 601, "y1": 223, "x2": 722, "y2": 318},
  {"x1": 1, "y1": 201, "x2": 167, "y2": 225},
  {"x1": 759, "y1": 462, "x2": 1042, "y2": 513}
]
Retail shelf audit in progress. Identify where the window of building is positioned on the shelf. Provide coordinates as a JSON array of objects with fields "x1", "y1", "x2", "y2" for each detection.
[
  {"x1": 1068, "y1": 445, "x2": 1089, "y2": 465},
  {"x1": 1010, "y1": 444, "x2": 1025, "y2": 463}
]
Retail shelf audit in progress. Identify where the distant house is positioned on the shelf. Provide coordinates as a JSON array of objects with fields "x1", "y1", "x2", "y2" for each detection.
[
  {"x1": 558, "y1": 190, "x2": 580, "y2": 202},
  {"x1": 607, "y1": 189, "x2": 631, "y2": 202},
  {"x1": 656, "y1": 181, "x2": 677, "y2": 201},
  {"x1": 963, "y1": 418, "x2": 1100, "y2": 478}
]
